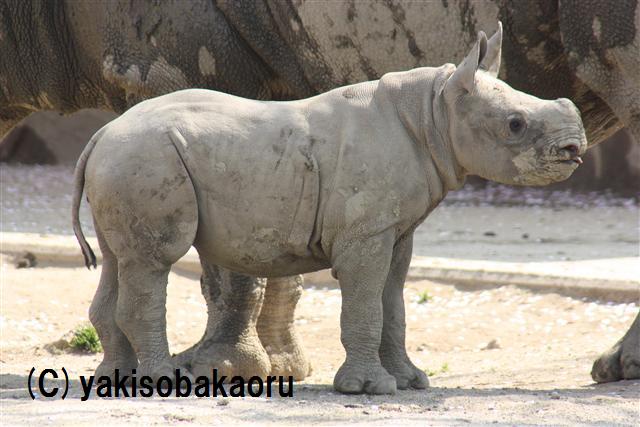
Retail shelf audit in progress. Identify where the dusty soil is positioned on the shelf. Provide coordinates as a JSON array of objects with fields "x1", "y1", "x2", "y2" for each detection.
[{"x1": 1, "y1": 256, "x2": 638, "y2": 425}]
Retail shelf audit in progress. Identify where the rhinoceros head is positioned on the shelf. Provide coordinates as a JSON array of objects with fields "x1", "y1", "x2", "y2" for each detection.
[{"x1": 442, "y1": 23, "x2": 587, "y2": 186}]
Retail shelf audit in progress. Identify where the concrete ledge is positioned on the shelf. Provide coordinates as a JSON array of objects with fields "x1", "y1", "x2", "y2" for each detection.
[
  {"x1": 2, "y1": 232, "x2": 638, "y2": 303},
  {"x1": 0, "y1": 232, "x2": 201, "y2": 272},
  {"x1": 407, "y1": 258, "x2": 639, "y2": 303}
]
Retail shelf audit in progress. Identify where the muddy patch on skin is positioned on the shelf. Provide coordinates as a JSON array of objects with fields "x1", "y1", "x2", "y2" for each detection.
[
  {"x1": 511, "y1": 146, "x2": 576, "y2": 185},
  {"x1": 512, "y1": 146, "x2": 538, "y2": 176},
  {"x1": 197, "y1": 46, "x2": 217, "y2": 77}
]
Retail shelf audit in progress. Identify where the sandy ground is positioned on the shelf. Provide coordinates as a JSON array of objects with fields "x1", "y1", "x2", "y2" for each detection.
[{"x1": 0, "y1": 256, "x2": 638, "y2": 425}]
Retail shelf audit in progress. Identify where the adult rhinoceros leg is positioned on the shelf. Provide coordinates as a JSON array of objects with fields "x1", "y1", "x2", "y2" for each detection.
[
  {"x1": 175, "y1": 264, "x2": 310, "y2": 379},
  {"x1": 256, "y1": 275, "x2": 311, "y2": 379},
  {"x1": 592, "y1": 312, "x2": 640, "y2": 382},
  {"x1": 379, "y1": 234, "x2": 429, "y2": 389},
  {"x1": 174, "y1": 260, "x2": 271, "y2": 379}
]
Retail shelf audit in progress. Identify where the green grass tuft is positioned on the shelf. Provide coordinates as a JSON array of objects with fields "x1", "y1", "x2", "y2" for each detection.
[
  {"x1": 425, "y1": 362, "x2": 450, "y2": 377},
  {"x1": 69, "y1": 324, "x2": 102, "y2": 353},
  {"x1": 417, "y1": 290, "x2": 432, "y2": 304}
]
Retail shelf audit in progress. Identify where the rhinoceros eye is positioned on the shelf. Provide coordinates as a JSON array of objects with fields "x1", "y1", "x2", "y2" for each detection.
[{"x1": 507, "y1": 114, "x2": 527, "y2": 136}]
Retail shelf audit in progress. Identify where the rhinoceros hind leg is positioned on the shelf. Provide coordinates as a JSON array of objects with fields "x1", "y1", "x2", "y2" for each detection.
[
  {"x1": 88, "y1": 133, "x2": 199, "y2": 381},
  {"x1": 592, "y1": 312, "x2": 640, "y2": 382},
  {"x1": 176, "y1": 261, "x2": 271, "y2": 380},
  {"x1": 257, "y1": 275, "x2": 311, "y2": 380},
  {"x1": 115, "y1": 259, "x2": 194, "y2": 381},
  {"x1": 89, "y1": 223, "x2": 138, "y2": 380}
]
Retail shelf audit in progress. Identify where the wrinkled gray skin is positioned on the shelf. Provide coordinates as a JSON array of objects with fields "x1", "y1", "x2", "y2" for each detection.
[
  {"x1": 3, "y1": 0, "x2": 638, "y2": 383},
  {"x1": 2, "y1": 0, "x2": 638, "y2": 143},
  {"x1": 72, "y1": 29, "x2": 588, "y2": 394}
]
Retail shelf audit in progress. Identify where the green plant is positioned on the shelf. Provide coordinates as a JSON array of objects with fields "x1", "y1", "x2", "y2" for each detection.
[
  {"x1": 425, "y1": 362, "x2": 450, "y2": 377},
  {"x1": 69, "y1": 324, "x2": 103, "y2": 353},
  {"x1": 417, "y1": 290, "x2": 432, "y2": 304}
]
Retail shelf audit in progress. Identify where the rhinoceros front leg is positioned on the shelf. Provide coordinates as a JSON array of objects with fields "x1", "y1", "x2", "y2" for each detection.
[
  {"x1": 592, "y1": 311, "x2": 640, "y2": 382},
  {"x1": 379, "y1": 234, "x2": 430, "y2": 389},
  {"x1": 257, "y1": 275, "x2": 311, "y2": 379},
  {"x1": 175, "y1": 260, "x2": 271, "y2": 379},
  {"x1": 332, "y1": 231, "x2": 397, "y2": 394}
]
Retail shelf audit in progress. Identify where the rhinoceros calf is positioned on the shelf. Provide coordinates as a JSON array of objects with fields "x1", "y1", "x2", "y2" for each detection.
[{"x1": 72, "y1": 26, "x2": 587, "y2": 394}]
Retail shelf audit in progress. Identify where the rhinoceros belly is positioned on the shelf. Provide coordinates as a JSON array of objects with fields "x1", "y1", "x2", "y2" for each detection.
[{"x1": 169, "y1": 126, "x2": 326, "y2": 276}]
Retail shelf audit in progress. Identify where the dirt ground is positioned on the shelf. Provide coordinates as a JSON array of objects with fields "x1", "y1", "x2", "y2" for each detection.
[{"x1": 0, "y1": 255, "x2": 638, "y2": 425}]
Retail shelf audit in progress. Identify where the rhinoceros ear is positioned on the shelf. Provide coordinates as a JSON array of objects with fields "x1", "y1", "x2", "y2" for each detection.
[
  {"x1": 448, "y1": 31, "x2": 488, "y2": 94},
  {"x1": 479, "y1": 22, "x2": 502, "y2": 77}
]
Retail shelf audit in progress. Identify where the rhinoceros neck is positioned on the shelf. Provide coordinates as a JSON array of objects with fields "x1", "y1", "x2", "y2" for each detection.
[{"x1": 374, "y1": 66, "x2": 466, "y2": 203}]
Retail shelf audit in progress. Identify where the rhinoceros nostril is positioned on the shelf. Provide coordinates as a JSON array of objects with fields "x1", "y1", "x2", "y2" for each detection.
[
  {"x1": 557, "y1": 142, "x2": 583, "y2": 164},
  {"x1": 559, "y1": 143, "x2": 579, "y2": 156}
]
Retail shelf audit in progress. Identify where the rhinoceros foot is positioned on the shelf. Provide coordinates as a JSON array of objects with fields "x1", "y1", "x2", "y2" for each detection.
[
  {"x1": 257, "y1": 275, "x2": 311, "y2": 380},
  {"x1": 133, "y1": 359, "x2": 195, "y2": 384},
  {"x1": 591, "y1": 312, "x2": 640, "y2": 382},
  {"x1": 260, "y1": 331, "x2": 311, "y2": 380},
  {"x1": 333, "y1": 362, "x2": 397, "y2": 394},
  {"x1": 94, "y1": 356, "x2": 139, "y2": 383},
  {"x1": 184, "y1": 337, "x2": 272, "y2": 380},
  {"x1": 381, "y1": 357, "x2": 429, "y2": 390}
]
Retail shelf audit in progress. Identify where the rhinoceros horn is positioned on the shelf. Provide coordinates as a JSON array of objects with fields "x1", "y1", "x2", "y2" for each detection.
[{"x1": 479, "y1": 21, "x2": 503, "y2": 77}]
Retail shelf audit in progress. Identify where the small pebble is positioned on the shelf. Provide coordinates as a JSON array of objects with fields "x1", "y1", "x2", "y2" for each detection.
[
  {"x1": 344, "y1": 403, "x2": 363, "y2": 408},
  {"x1": 15, "y1": 252, "x2": 37, "y2": 269},
  {"x1": 482, "y1": 339, "x2": 502, "y2": 350}
]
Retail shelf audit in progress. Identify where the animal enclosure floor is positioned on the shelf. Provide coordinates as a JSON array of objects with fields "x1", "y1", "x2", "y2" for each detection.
[{"x1": 0, "y1": 257, "x2": 638, "y2": 425}]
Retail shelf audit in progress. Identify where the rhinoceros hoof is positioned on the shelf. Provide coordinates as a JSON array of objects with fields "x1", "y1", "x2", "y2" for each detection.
[
  {"x1": 188, "y1": 339, "x2": 272, "y2": 380},
  {"x1": 333, "y1": 363, "x2": 397, "y2": 394},
  {"x1": 261, "y1": 329, "x2": 312, "y2": 380},
  {"x1": 172, "y1": 344, "x2": 198, "y2": 368},
  {"x1": 382, "y1": 360, "x2": 430, "y2": 390},
  {"x1": 592, "y1": 339, "x2": 640, "y2": 383},
  {"x1": 94, "y1": 356, "x2": 138, "y2": 381},
  {"x1": 263, "y1": 344, "x2": 312, "y2": 380},
  {"x1": 133, "y1": 359, "x2": 195, "y2": 385}
]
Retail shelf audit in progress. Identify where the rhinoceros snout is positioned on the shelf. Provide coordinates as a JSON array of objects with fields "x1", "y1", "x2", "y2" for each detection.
[
  {"x1": 559, "y1": 142, "x2": 579, "y2": 156},
  {"x1": 555, "y1": 141, "x2": 584, "y2": 164}
]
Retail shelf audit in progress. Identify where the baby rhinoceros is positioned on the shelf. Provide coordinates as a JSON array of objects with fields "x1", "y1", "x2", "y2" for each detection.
[{"x1": 72, "y1": 24, "x2": 586, "y2": 395}]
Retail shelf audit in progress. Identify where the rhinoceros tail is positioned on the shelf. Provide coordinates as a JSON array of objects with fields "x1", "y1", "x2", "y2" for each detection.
[{"x1": 72, "y1": 129, "x2": 104, "y2": 269}]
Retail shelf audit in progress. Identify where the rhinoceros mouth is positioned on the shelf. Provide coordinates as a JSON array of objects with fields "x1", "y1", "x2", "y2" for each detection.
[{"x1": 557, "y1": 156, "x2": 583, "y2": 165}]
